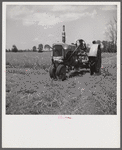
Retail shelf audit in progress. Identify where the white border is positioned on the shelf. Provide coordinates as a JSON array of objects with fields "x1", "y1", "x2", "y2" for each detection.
[
  {"x1": 2, "y1": 2, "x2": 120, "y2": 148},
  {"x1": 3, "y1": 2, "x2": 119, "y2": 5}
]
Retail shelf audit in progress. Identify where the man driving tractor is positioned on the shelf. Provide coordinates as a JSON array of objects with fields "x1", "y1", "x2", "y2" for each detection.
[{"x1": 76, "y1": 39, "x2": 87, "y2": 54}]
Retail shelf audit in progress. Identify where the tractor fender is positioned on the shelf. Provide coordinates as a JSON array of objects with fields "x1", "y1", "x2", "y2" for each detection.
[{"x1": 88, "y1": 44, "x2": 99, "y2": 57}]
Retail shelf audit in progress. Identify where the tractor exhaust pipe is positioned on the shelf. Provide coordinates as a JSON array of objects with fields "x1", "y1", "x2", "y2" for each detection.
[{"x1": 62, "y1": 25, "x2": 66, "y2": 43}]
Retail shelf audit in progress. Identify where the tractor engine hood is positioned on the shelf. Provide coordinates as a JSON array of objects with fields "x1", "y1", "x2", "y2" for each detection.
[
  {"x1": 53, "y1": 56, "x2": 63, "y2": 62},
  {"x1": 53, "y1": 43, "x2": 71, "y2": 50}
]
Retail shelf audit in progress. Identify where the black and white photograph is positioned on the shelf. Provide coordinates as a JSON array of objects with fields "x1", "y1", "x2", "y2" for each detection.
[{"x1": 2, "y1": 1, "x2": 120, "y2": 148}]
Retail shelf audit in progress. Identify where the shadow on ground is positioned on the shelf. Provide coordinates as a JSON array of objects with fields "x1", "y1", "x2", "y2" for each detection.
[{"x1": 68, "y1": 69, "x2": 90, "y2": 78}]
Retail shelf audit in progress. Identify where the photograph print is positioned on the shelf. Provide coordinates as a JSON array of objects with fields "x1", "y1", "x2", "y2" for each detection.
[{"x1": 4, "y1": 2, "x2": 119, "y2": 115}]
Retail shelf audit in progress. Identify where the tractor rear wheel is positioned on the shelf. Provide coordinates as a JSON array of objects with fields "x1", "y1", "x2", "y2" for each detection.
[
  {"x1": 89, "y1": 57, "x2": 96, "y2": 75},
  {"x1": 56, "y1": 64, "x2": 66, "y2": 81},
  {"x1": 95, "y1": 46, "x2": 101, "y2": 74},
  {"x1": 49, "y1": 65, "x2": 56, "y2": 79},
  {"x1": 90, "y1": 65, "x2": 95, "y2": 75}
]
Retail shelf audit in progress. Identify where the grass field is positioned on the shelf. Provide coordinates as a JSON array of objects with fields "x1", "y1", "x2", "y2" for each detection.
[
  {"x1": 6, "y1": 52, "x2": 51, "y2": 70},
  {"x1": 6, "y1": 52, "x2": 117, "y2": 114}
]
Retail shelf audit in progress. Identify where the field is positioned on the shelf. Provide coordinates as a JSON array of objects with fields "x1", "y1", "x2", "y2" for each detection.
[{"x1": 6, "y1": 52, "x2": 117, "y2": 114}]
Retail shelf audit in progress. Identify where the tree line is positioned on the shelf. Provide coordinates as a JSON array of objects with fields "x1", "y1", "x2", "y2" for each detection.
[
  {"x1": 6, "y1": 40, "x2": 117, "y2": 53},
  {"x1": 6, "y1": 44, "x2": 51, "y2": 52},
  {"x1": 102, "y1": 17, "x2": 117, "y2": 53}
]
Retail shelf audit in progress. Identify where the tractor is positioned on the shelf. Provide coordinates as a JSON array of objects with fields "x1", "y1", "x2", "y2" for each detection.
[{"x1": 49, "y1": 25, "x2": 101, "y2": 80}]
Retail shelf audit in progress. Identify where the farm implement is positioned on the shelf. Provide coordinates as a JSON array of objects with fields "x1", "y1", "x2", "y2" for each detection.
[{"x1": 49, "y1": 25, "x2": 101, "y2": 80}]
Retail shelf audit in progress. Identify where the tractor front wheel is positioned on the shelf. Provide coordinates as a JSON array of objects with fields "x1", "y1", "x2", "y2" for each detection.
[
  {"x1": 49, "y1": 65, "x2": 56, "y2": 79},
  {"x1": 56, "y1": 64, "x2": 66, "y2": 81}
]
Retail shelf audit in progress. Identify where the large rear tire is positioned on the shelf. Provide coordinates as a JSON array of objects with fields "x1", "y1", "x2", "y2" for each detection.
[
  {"x1": 90, "y1": 65, "x2": 95, "y2": 75},
  {"x1": 95, "y1": 46, "x2": 101, "y2": 74},
  {"x1": 49, "y1": 65, "x2": 56, "y2": 79},
  {"x1": 56, "y1": 64, "x2": 66, "y2": 81},
  {"x1": 89, "y1": 57, "x2": 96, "y2": 75}
]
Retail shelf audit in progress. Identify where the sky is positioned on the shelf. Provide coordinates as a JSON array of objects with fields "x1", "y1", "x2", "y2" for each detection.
[{"x1": 6, "y1": 3, "x2": 117, "y2": 50}]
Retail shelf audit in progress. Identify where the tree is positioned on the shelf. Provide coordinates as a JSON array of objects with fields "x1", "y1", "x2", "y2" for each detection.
[
  {"x1": 102, "y1": 41, "x2": 108, "y2": 52},
  {"x1": 12, "y1": 45, "x2": 18, "y2": 52},
  {"x1": 104, "y1": 17, "x2": 117, "y2": 46},
  {"x1": 33, "y1": 46, "x2": 37, "y2": 52},
  {"x1": 38, "y1": 44, "x2": 43, "y2": 52},
  {"x1": 101, "y1": 40, "x2": 116, "y2": 53},
  {"x1": 44, "y1": 44, "x2": 51, "y2": 51}
]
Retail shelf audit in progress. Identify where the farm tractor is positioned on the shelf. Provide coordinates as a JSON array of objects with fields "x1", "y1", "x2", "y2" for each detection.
[{"x1": 49, "y1": 25, "x2": 101, "y2": 80}]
